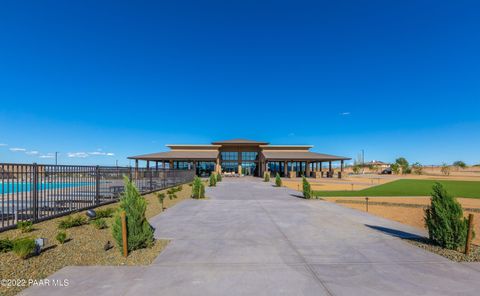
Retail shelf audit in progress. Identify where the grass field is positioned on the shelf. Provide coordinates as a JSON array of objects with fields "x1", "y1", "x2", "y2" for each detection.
[{"x1": 314, "y1": 179, "x2": 480, "y2": 198}]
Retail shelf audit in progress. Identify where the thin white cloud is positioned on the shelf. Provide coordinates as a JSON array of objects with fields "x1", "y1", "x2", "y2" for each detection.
[
  {"x1": 68, "y1": 152, "x2": 89, "y2": 158},
  {"x1": 89, "y1": 151, "x2": 115, "y2": 156},
  {"x1": 340, "y1": 112, "x2": 351, "y2": 116},
  {"x1": 0, "y1": 143, "x2": 7, "y2": 146},
  {"x1": 10, "y1": 147, "x2": 26, "y2": 152},
  {"x1": 26, "y1": 150, "x2": 39, "y2": 155},
  {"x1": 39, "y1": 153, "x2": 55, "y2": 159}
]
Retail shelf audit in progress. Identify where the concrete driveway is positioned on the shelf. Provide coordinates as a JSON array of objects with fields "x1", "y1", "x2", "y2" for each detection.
[{"x1": 22, "y1": 178, "x2": 480, "y2": 295}]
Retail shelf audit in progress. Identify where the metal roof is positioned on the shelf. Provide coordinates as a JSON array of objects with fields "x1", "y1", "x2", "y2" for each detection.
[
  {"x1": 211, "y1": 138, "x2": 269, "y2": 145},
  {"x1": 128, "y1": 150, "x2": 218, "y2": 160},
  {"x1": 263, "y1": 151, "x2": 350, "y2": 161}
]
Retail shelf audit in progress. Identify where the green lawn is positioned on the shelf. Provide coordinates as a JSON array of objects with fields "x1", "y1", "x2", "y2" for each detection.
[{"x1": 314, "y1": 179, "x2": 480, "y2": 198}]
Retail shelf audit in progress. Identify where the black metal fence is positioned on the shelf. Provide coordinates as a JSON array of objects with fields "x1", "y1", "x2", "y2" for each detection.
[{"x1": 0, "y1": 163, "x2": 195, "y2": 232}]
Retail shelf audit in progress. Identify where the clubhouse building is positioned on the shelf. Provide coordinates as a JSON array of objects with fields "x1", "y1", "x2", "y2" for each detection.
[{"x1": 128, "y1": 139, "x2": 350, "y2": 178}]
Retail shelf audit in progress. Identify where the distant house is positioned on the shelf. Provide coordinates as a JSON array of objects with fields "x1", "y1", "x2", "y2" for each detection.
[{"x1": 364, "y1": 160, "x2": 390, "y2": 169}]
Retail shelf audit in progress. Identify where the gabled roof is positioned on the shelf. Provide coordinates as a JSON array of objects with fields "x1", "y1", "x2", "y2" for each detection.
[
  {"x1": 128, "y1": 150, "x2": 218, "y2": 160},
  {"x1": 211, "y1": 138, "x2": 269, "y2": 145},
  {"x1": 263, "y1": 151, "x2": 351, "y2": 161}
]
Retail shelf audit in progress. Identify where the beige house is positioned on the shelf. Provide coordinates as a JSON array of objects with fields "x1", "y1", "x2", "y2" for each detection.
[{"x1": 128, "y1": 139, "x2": 350, "y2": 178}]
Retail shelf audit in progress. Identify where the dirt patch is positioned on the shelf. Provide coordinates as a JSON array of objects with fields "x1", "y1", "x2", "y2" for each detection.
[{"x1": 0, "y1": 183, "x2": 192, "y2": 296}]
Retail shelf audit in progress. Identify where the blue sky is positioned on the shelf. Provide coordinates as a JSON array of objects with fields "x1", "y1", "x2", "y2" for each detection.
[{"x1": 0, "y1": 0, "x2": 479, "y2": 166}]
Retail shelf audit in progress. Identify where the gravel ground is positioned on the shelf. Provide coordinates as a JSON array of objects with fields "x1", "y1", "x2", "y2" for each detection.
[
  {"x1": 0, "y1": 183, "x2": 193, "y2": 296},
  {"x1": 404, "y1": 238, "x2": 480, "y2": 262}
]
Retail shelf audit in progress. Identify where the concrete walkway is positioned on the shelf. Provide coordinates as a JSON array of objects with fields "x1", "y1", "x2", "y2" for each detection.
[{"x1": 22, "y1": 178, "x2": 480, "y2": 295}]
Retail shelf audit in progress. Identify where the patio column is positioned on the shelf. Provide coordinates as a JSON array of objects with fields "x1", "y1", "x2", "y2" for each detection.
[
  {"x1": 341, "y1": 160, "x2": 344, "y2": 172},
  {"x1": 146, "y1": 160, "x2": 150, "y2": 170},
  {"x1": 135, "y1": 159, "x2": 139, "y2": 179},
  {"x1": 284, "y1": 161, "x2": 288, "y2": 176},
  {"x1": 329, "y1": 161, "x2": 332, "y2": 176},
  {"x1": 306, "y1": 161, "x2": 310, "y2": 177},
  {"x1": 155, "y1": 161, "x2": 159, "y2": 170},
  {"x1": 319, "y1": 162, "x2": 322, "y2": 172},
  {"x1": 238, "y1": 164, "x2": 242, "y2": 175},
  {"x1": 169, "y1": 160, "x2": 174, "y2": 169},
  {"x1": 216, "y1": 157, "x2": 220, "y2": 173}
]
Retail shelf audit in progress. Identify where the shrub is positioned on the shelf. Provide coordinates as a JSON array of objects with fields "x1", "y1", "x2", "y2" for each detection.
[
  {"x1": 264, "y1": 172, "x2": 270, "y2": 182},
  {"x1": 58, "y1": 215, "x2": 87, "y2": 229},
  {"x1": 56, "y1": 231, "x2": 67, "y2": 244},
  {"x1": 96, "y1": 208, "x2": 115, "y2": 218},
  {"x1": 216, "y1": 173, "x2": 222, "y2": 182},
  {"x1": 200, "y1": 182, "x2": 205, "y2": 198},
  {"x1": 209, "y1": 173, "x2": 217, "y2": 187},
  {"x1": 92, "y1": 218, "x2": 108, "y2": 229},
  {"x1": 157, "y1": 192, "x2": 166, "y2": 210},
  {"x1": 192, "y1": 176, "x2": 205, "y2": 199},
  {"x1": 12, "y1": 238, "x2": 36, "y2": 259},
  {"x1": 112, "y1": 177, "x2": 154, "y2": 253},
  {"x1": 390, "y1": 163, "x2": 400, "y2": 175},
  {"x1": 0, "y1": 239, "x2": 13, "y2": 253},
  {"x1": 412, "y1": 162, "x2": 423, "y2": 175},
  {"x1": 352, "y1": 165, "x2": 361, "y2": 174},
  {"x1": 441, "y1": 163, "x2": 451, "y2": 176},
  {"x1": 453, "y1": 161, "x2": 467, "y2": 170},
  {"x1": 17, "y1": 221, "x2": 34, "y2": 233},
  {"x1": 302, "y1": 177, "x2": 312, "y2": 199},
  {"x1": 395, "y1": 157, "x2": 410, "y2": 174},
  {"x1": 424, "y1": 183, "x2": 472, "y2": 250},
  {"x1": 275, "y1": 173, "x2": 282, "y2": 187}
]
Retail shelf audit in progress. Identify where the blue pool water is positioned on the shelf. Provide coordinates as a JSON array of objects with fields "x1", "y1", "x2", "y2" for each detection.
[{"x1": 0, "y1": 182, "x2": 94, "y2": 194}]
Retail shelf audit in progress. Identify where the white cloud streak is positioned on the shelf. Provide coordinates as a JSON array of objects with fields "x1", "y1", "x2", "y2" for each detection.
[
  {"x1": 10, "y1": 147, "x2": 26, "y2": 152},
  {"x1": 39, "y1": 153, "x2": 55, "y2": 159},
  {"x1": 67, "y1": 151, "x2": 115, "y2": 158},
  {"x1": 67, "y1": 152, "x2": 89, "y2": 158},
  {"x1": 26, "y1": 150, "x2": 39, "y2": 155},
  {"x1": 340, "y1": 112, "x2": 351, "y2": 116},
  {"x1": 0, "y1": 143, "x2": 7, "y2": 146}
]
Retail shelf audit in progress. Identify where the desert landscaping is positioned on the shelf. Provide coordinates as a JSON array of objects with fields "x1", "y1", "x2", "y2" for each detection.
[{"x1": 283, "y1": 164, "x2": 480, "y2": 245}]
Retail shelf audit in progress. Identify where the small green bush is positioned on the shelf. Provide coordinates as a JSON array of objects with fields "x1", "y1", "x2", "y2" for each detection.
[
  {"x1": 112, "y1": 177, "x2": 154, "y2": 254},
  {"x1": 216, "y1": 173, "x2": 222, "y2": 182},
  {"x1": 192, "y1": 176, "x2": 205, "y2": 199},
  {"x1": 96, "y1": 208, "x2": 115, "y2": 218},
  {"x1": 92, "y1": 218, "x2": 108, "y2": 229},
  {"x1": 157, "y1": 192, "x2": 166, "y2": 210},
  {"x1": 17, "y1": 221, "x2": 34, "y2": 233},
  {"x1": 58, "y1": 215, "x2": 87, "y2": 229},
  {"x1": 209, "y1": 173, "x2": 217, "y2": 187},
  {"x1": 0, "y1": 239, "x2": 14, "y2": 253},
  {"x1": 56, "y1": 231, "x2": 67, "y2": 244},
  {"x1": 12, "y1": 238, "x2": 36, "y2": 259},
  {"x1": 302, "y1": 176, "x2": 312, "y2": 199},
  {"x1": 264, "y1": 172, "x2": 270, "y2": 182},
  {"x1": 200, "y1": 182, "x2": 205, "y2": 198},
  {"x1": 275, "y1": 173, "x2": 282, "y2": 187},
  {"x1": 425, "y1": 183, "x2": 473, "y2": 250}
]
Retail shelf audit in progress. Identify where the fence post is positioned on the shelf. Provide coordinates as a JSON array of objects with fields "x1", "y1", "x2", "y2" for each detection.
[
  {"x1": 95, "y1": 166, "x2": 100, "y2": 205},
  {"x1": 32, "y1": 163, "x2": 39, "y2": 222},
  {"x1": 149, "y1": 168, "x2": 153, "y2": 191},
  {"x1": 465, "y1": 214, "x2": 474, "y2": 255}
]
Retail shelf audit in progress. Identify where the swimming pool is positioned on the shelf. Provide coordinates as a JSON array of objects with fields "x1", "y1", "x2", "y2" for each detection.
[{"x1": 0, "y1": 182, "x2": 94, "y2": 194}]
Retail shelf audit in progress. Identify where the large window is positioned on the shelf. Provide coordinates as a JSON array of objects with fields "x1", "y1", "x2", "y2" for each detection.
[
  {"x1": 174, "y1": 161, "x2": 191, "y2": 170},
  {"x1": 221, "y1": 162, "x2": 238, "y2": 173},
  {"x1": 241, "y1": 152, "x2": 258, "y2": 161},
  {"x1": 221, "y1": 152, "x2": 238, "y2": 161},
  {"x1": 196, "y1": 161, "x2": 215, "y2": 177}
]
